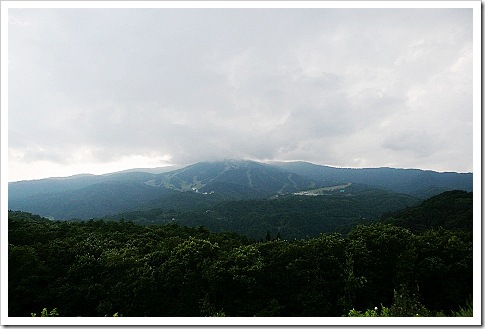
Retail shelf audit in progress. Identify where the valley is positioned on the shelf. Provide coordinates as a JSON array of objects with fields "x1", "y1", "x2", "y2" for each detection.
[
  {"x1": 8, "y1": 189, "x2": 473, "y2": 317},
  {"x1": 7, "y1": 160, "x2": 474, "y2": 317}
]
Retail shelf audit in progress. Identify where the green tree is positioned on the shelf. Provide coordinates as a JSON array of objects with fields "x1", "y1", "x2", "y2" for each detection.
[
  {"x1": 158, "y1": 237, "x2": 220, "y2": 316},
  {"x1": 346, "y1": 224, "x2": 415, "y2": 310},
  {"x1": 31, "y1": 308, "x2": 59, "y2": 317}
]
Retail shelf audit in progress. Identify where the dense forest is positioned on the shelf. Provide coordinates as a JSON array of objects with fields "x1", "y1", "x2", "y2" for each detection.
[
  {"x1": 100, "y1": 187, "x2": 421, "y2": 240},
  {"x1": 9, "y1": 191, "x2": 473, "y2": 317}
]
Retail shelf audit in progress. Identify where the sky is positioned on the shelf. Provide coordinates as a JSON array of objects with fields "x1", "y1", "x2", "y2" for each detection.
[{"x1": 5, "y1": 3, "x2": 476, "y2": 182}]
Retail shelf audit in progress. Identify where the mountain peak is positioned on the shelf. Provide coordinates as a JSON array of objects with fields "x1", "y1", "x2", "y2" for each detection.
[{"x1": 8, "y1": 159, "x2": 473, "y2": 220}]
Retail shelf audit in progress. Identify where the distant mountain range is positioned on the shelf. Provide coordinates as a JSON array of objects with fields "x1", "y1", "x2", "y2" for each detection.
[
  {"x1": 272, "y1": 161, "x2": 473, "y2": 197},
  {"x1": 8, "y1": 159, "x2": 472, "y2": 221}
]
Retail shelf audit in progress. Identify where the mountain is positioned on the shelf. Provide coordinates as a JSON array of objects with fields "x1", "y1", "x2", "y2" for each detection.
[
  {"x1": 8, "y1": 160, "x2": 317, "y2": 220},
  {"x1": 379, "y1": 190, "x2": 473, "y2": 233},
  {"x1": 149, "y1": 160, "x2": 317, "y2": 198},
  {"x1": 9, "y1": 172, "x2": 157, "y2": 201},
  {"x1": 8, "y1": 165, "x2": 181, "y2": 200},
  {"x1": 272, "y1": 161, "x2": 473, "y2": 198},
  {"x1": 8, "y1": 159, "x2": 472, "y2": 220},
  {"x1": 9, "y1": 181, "x2": 177, "y2": 220}
]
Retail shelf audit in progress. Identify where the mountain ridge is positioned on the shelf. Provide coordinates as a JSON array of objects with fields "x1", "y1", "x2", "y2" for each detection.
[
  {"x1": 273, "y1": 161, "x2": 472, "y2": 198},
  {"x1": 8, "y1": 159, "x2": 472, "y2": 220}
]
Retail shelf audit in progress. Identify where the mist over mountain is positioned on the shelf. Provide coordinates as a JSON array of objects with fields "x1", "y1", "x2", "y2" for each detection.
[{"x1": 8, "y1": 160, "x2": 472, "y2": 221}]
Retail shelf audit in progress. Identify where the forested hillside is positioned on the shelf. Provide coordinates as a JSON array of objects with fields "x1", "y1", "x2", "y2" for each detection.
[
  {"x1": 9, "y1": 194, "x2": 472, "y2": 317},
  {"x1": 104, "y1": 188, "x2": 420, "y2": 239},
  {"x1": 273, "y1": 161, "x2": 473, "y2": 198},
  {"x1": 380, "y1": 190, "x2": 472, "y2": 234},
  {"x1": 8, "y1": 160, "x2": 472, "y2": 221}
]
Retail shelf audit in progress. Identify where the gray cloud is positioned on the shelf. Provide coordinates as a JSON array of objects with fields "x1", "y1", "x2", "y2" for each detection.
[{"x1": 8, "y1": 7, "x2": 474, "y2": 180}]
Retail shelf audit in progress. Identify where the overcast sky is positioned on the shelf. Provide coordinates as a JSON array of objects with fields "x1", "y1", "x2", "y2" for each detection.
[{"x1": 7, "y1": 5, "x2": 475, "y2": 181}]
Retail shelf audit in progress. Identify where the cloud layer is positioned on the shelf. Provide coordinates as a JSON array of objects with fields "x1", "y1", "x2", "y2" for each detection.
[{"x1": 8, "y1": 8, "x2": 474, "y2": 180}]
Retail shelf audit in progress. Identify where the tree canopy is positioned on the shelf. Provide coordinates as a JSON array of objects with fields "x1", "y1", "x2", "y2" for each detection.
[{"x1": 9, "y1": 203, "x2": 472, "y2": 317}]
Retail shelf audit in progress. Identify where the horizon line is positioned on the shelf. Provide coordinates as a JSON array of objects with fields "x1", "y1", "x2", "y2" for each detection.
[{"x1": 8, "y1": 159, "x2": 473, "y2": 183}]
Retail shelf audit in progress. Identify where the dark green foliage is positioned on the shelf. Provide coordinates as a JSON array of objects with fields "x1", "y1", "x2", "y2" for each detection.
[
  {"x1": 9, "y1": 200, "x2": 473, "y2": 317},
  {"x1": 105, "y1": 190, "x2": 420, "y2": 240},
  {"x1": 346, "y1": 224, "x2": 416, "y2": 310},
  {"x1": 413, "y1": 229, "x2": 472, "y2": 313},
  {"x1": 31, "y1": 308, "x2": 59, "y2": 317},
  {"x1": 347, "y1": 289, "x2": 472, "y2": 317},
  {"x1": 346, "y1": 287, "x2": 431, "y2": 317},
  {"x1": 387, "y1": 285, "x2": 431, "y2": 317},
  {"x1": 381, "y1": 190, "x2": 472, "y2": 234},
  {"x1": 452, "y1": 300, "x2": 473, "y2": 317}
]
